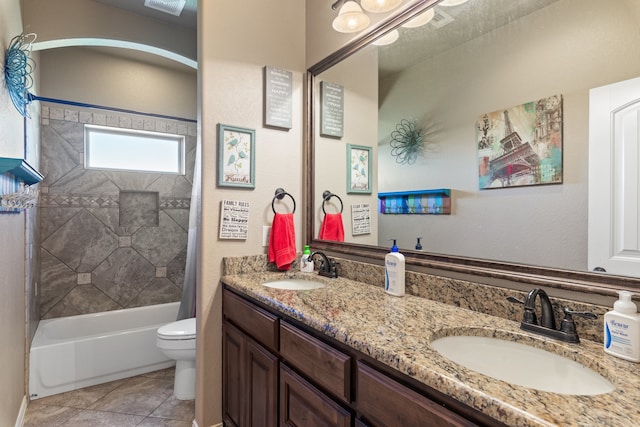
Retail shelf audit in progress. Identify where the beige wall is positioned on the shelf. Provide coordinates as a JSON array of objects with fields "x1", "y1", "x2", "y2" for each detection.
[
  {"x1": 198, "y1": 0, "x2": 305, "y2": 424},
  {"x1": 314, "y1": 47, "x2": 379, "y2": 245},
  {"x1": 0, "y1": 0, "x2": 28, "y2": 424},
  {"x1": 39, "y1": 47, "x2": 196, "y2": 119}
]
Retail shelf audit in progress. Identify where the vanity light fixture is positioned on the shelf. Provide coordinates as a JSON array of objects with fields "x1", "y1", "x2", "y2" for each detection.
[
  {"x1": 361, "y1": 0, "x2": 403, "y2": 13},
  {"x1": 372, "y1": 29, "x2": 399, "y2": 46},
  {"x1": 332, "y1": 1, "x2": 371, "y2": 33},
  {"x1": 439, "y1": 0, "x2": 469, "y2": 6},
  {"x1": 401, "y1": 8, "x2": 435, "y2": 28},
  {"x1": 331, "y1": 0, "x2": 403, "y2": 33}
]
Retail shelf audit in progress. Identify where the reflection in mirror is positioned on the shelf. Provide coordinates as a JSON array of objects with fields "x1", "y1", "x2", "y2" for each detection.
[{"x1": 312, "y1": 0, "x2": 640, "y2": 277}]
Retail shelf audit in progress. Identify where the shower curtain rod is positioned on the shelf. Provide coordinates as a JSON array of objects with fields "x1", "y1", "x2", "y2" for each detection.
[{"x1": 28, "y1": 93, "x2": 197, "y2": 123}]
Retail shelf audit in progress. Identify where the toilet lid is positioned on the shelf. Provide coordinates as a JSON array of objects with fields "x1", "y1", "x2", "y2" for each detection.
[{"x1": 157, "y1": 318, "x2": 196, "y2": 340}]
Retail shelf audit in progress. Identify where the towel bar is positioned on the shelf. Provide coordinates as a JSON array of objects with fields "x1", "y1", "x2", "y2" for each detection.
[{"x1": 272, "y1": 188, "x2": 296, "y2": 214}]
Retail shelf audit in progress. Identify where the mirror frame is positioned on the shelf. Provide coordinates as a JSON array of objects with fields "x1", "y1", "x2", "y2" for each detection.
[{"x1": 305, "y1": 0, "x2": 640, "y2": 297}]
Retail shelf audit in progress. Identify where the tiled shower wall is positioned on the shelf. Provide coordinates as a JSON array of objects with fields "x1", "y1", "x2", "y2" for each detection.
[{"x1": 39, "y1": 103, "x2": 196, "y2": 319}]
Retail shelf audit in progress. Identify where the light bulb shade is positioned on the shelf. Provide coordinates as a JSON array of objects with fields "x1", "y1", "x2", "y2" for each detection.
[
  {"x1": 372, "y1": 29, "x2": 399, "y2": 46},
  {"x1": 439, "y1": 0, "x2": 469, "y2": 6},
  {"x1": 332, "y1": 1, "x2": 371, "y2": 33},
  {"x1": 361, "y1": 0, "x2": 402, "y2": 13},
  {"x1": 401, "y1": 8, "x2": 435, "y2": 28}
]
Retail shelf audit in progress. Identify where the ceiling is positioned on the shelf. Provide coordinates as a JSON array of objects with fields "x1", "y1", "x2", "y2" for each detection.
[
  {"x1": 91, "y1": 0, "x2": 197, "y2": 29},
  {"x1": 73, "y1": 0, "x2": 197, "y2": 71},
  {"x1": 376, "y1": 0, "x2": 560, "y2": 79}
]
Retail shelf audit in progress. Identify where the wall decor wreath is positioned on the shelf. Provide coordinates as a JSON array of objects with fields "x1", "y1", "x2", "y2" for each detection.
[{"x1": 390, "y1": 118, "x2": 424, "y2": 165}]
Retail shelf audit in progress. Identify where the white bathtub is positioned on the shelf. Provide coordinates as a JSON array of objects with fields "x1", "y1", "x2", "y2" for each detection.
[{"x1": 29, "y1": 302, "x2": 180, "y2": 399}]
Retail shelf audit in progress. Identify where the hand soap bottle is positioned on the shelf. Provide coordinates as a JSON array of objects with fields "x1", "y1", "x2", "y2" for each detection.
[
  {"x1": 604, "y1": 290, "x2": 640, "y2": 362},
  {"x1": 385, "y1": 239, "x2": 405, "y2": 297},
  {"x1": 300, "y1": 245, "x2": 314, "y2": 273}
]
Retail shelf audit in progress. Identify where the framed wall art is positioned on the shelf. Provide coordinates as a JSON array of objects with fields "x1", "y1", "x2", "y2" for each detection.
[
  {"x1": 477, "y1": 95, "x2": 563, "y2": 189},
  {"x1": 320, "y1": 81, "x2": 344, "y2": 138},
  {"x1": 347, "y1": 144, "x2": 372, "y2": 194},
  {"x1": 217, "y1": 124, "x2": 256, "y2": 189}
]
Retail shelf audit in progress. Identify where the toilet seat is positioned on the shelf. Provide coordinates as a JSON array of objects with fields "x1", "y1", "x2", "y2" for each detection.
[{"x1": 157, "y1": 318, "x2": 196, "y2": 340}]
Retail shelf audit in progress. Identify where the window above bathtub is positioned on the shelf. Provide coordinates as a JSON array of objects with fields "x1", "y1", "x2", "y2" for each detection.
[{"x1": 84, "y1": 125, "x2": 185, "y2": 175}]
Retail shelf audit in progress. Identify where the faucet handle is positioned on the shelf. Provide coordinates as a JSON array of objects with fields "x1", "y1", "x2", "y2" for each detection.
[
  {"x1": 507, "y1": 295, "x2": 538, "y2": 325},
  {"x1": 559, "y1": 307, "x2": 597, "y2": 339},
  {"x1": 563, "y1": 307, "x2": 597, "y2": 320},
  {"x1": 507, "y1": 296, "x2": 524, "y2": 305}
]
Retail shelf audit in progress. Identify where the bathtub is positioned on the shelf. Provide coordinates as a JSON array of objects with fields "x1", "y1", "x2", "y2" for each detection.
[{"x1": 29, "y1": 302, "x2": 180, "y2": 399}]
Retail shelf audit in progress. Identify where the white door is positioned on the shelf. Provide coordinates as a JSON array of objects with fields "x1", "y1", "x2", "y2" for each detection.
[{"x1": 589, "y1": 76, "x2": 640, "y2": 277}]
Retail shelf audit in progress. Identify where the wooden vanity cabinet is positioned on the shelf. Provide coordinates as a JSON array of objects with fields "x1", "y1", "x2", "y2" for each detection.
[
  {"x1": 223, "y1": 291, "x2": 279, "y2": 427},
  {"x1": 280, "y1": 321, "x2": 351, "y2": 404},
  {"x1": 356, "y1": 361, "x2": 477, "y2": 427},
  {"x1": 280, "y1": 363, "x2": 352, "y2": 427},
  {"x1": 222, "y1": 287, "x2": 505, "y2": 427}
]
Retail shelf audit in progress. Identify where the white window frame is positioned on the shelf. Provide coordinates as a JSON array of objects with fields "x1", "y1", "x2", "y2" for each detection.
[{"x1": 84, "y1": 124, "x2": 186, "y2": 175}]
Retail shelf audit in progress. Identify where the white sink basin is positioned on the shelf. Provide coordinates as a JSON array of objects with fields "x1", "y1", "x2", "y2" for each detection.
[
  {"x1": 431, "y1": 335, "x2": 615, "y2": 395},
  {"x1": 262, "y1": 279, "x2": 327, "y2": 290}
]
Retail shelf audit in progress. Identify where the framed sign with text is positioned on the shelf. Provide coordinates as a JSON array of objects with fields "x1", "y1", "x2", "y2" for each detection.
[
  {"x1": 320, "y1": 81, "x2": 344, "y2": 138},
  {"x1": 264, "y1": 66, "x2": 293, "y2": 129}
]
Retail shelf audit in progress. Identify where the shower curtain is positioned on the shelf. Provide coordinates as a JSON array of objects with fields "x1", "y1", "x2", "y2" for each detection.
[{"x1": 177, "y1": 138, "x2": 200, "y2": 320}]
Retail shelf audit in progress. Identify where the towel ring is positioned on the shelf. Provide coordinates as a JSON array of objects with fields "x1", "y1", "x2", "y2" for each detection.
[
  {"x1": 272, "y1": 188, "x2": 296, "y2": 214},
  {"x1": 322, "y1": 190, "x2": 343, "y2": 214}
]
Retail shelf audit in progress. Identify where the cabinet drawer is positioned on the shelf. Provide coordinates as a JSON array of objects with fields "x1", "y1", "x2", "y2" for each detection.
[
  {"x1": 280, "y1": 363, "x2": 352, "y2": 427},
  {"x1": 280, "y1": 321, "x2": 351, "y2": 403},
  {"x1": 357, "y1": 362, "x2": 477, "y2": 427},
  {"x1": 223, "y1": 289, "x2": 278, "y2": 352}
]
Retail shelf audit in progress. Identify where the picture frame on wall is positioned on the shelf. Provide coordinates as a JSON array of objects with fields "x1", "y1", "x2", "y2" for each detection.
[
  {"x1": 347, "y1": 144, "x2": 372, "y2": 194},
  {"x1": 217, "y1": 124, "x2": 256, "y2": 189},
  {"x1": 477, "y1": 94, "x2": 563, "y2": 189},
  {"x1": 320, "y1": 81, "x2": 344, "y2": 138}
]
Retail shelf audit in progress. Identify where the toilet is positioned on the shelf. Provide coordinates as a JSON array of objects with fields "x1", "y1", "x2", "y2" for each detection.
[{"x1": 156, "y1": 317, "x2": 196, "y2": 400}]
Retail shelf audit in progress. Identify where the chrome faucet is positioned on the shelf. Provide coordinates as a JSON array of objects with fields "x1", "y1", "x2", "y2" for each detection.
[
  {"x1": 508, "y1": 288, "x2": 596, "y2": 343},
  {"x1": 309, "y1": 251, "x2": 338, "y2": 278}
]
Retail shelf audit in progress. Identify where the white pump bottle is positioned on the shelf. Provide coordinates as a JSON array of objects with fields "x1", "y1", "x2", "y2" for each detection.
[
  {"x1": 604, "y1": 290, "x2": 640, "y2": 362},
  {"x1": 385, "y1": 239, "x2": 405, "y2": 297}
]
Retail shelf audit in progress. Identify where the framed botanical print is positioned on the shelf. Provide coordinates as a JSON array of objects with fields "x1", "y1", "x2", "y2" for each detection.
[
  {"x1": 347, "y1": 144, "x2": 372, "y2": 194},
  {"x1": 217, "y1": 124, "x2": 256, "y2": 189}
]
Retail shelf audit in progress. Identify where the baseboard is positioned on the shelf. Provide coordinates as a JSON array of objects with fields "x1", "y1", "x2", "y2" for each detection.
[{"x1": 14, "y1": 396, "x2": 28, "y2": 427}]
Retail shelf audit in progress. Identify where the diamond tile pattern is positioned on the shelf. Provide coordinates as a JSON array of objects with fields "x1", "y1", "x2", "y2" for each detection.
[
  {"x1": 42, "y1": 210, "x2": 119, "y2": 273},
  {"x1": 39, "y1": 105, "x2": 195, "y2": 319},
  {"x1": 133, "y1": 211, "x2": 188, "y2": 266},
  {"x1": 92, "y1": 248, "x2": 156, "y2": 306}
]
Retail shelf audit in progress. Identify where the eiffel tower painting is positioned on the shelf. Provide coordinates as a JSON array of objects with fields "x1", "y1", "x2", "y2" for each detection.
[{"x1": 477, "y1": 95, "x2": 563, "y2": 189}]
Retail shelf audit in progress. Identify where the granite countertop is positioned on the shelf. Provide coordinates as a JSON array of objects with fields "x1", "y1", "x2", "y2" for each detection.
[{"x1": 221, "y1": 271, "x2": 640, "y2": 427}]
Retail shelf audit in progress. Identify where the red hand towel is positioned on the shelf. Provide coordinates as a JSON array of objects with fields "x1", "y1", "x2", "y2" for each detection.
[
  {"x1": 268, "y1": 212, "x2": 297, "y2": 270},
  {"x1": 319, "y1": 213, "x2": 345, "y2": 242}
]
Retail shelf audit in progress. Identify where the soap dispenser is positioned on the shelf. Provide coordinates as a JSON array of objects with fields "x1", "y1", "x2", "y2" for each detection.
[
  {"x1": 300, "y1": 245, "x2": 314, "y2": 273},
  {"x1": 385, "y1": 239, "x2": 405, "y2": 297},
  {"x1": 604, "y1": 290, "x2": 640, "y2": 362},
  {"x1": 415, "y1": 237, "x2": 423, "y2": 251}
]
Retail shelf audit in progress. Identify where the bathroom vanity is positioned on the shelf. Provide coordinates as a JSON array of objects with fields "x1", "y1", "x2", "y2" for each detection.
[
  {"x1": 221, "y1": 262, "x2": 640, "y2": 427},
  {"x1": 222, "y1": 286, "x2": 488, "y2": 427}
]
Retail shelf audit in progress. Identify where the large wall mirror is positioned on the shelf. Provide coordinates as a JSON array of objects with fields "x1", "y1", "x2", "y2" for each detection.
[{"x1": 306, "y1": 0, "x2": 640, "y2": 294}]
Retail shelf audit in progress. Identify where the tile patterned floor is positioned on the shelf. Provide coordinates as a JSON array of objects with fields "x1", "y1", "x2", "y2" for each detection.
[{"x1": 23, "y1": 368, "x2": 194, "y2": 427}]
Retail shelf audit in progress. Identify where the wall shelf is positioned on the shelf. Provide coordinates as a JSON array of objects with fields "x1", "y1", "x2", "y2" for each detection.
[
  {"x1": 0, "y1": 158, "x2": 43, "y2": 212},
  {"x1": 378, "y1": 189, "x2": 451, "y2": 215},
  {"x1": 0, "y1": 158, "x2": 43, "y2": 185}
]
